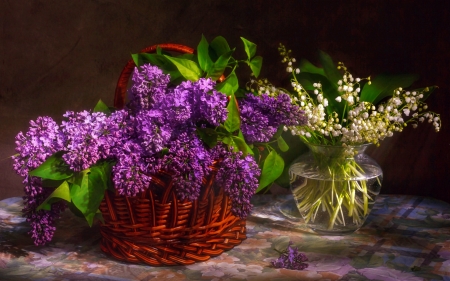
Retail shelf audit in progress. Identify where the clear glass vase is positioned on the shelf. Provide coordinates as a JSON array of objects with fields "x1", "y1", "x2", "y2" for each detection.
[{"x1": 289, "y1": 143, "x2": 383, "y2": 235}]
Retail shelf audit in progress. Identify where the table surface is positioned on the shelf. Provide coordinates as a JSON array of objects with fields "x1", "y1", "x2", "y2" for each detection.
[{"x1": 1, "y1": 194, "x2": 450, "y2": 281}]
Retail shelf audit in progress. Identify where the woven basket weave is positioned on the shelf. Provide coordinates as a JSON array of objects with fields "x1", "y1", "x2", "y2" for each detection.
[{"x1": 98, "y1": 43, "x2": 246, "y2": 266}]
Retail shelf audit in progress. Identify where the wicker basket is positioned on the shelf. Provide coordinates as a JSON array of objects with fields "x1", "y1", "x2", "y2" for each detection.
[{"x1": 98, "y1": 44, "x2": 246, "y2": 266}]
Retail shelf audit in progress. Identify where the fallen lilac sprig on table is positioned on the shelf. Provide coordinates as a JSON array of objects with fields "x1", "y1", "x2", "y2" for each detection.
[{"x1": 271, "y1": 241, "x2": 308, "y2": 270}]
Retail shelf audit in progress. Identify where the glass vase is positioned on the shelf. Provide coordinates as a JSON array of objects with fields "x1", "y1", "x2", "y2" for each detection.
[{"x1": 289, "y1": 143, "x2": 383, "y2": 235}]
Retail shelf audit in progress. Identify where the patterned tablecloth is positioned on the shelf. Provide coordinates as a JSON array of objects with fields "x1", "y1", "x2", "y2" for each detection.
[{"x1": 1, "y1": 194, "x2": 450, "y2": 281}]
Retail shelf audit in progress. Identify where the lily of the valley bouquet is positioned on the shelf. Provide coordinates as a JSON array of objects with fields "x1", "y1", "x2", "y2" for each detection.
[
  {"x1": 12, "y1": 36, "x2": 306, "y2": 246},
  {"x1": 255, "y1": 44, "x2": 441, "y2": 231}
]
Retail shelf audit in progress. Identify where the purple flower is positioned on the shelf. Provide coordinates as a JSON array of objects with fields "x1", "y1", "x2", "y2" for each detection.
[
  {"x1": 61, "y1": 111, "x2": 112, "y2": 171},
  {"x1": 12, "y1": 116, "x2": 64, "y2": 177},
  {"x1": 213, "y1": 144, "x2": 261, "y2": 218},
  {"x1": 12, "y1": 117, "x2": 66, "y2": 246},
  {"x1": 112, "y1": 140, "x2": 152, "y2": 197},
  {"x1": 22, "y1": 179, "x2": 66, "y2": 246},
  {"x1": 159, "y1": 132, "x2": 212, "y2": 201},
  {"x1": 271, "y1": 241, "x2": 308, "y2": 270},
  {"x1": 240, "y1": 93, "x2": 306, "y2": 143},
  {"x1": 180, "y1": 78, "x2": 228, "y2": 126},
  {"x1": 104, "y1": 109, "x2": 135, "y2": 156},
  {"x1": 240, "y1": 103, "x2": 277, "y2": 143},
  {"x1": 127, "y1": 64, "x2": 170, "y2": 111},
  {"x1": 134, "y1": 109, "x2": 173, "y2": 155}
]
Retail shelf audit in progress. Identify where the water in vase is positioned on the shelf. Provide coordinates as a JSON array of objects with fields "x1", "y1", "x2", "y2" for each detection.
[{"x1": 289, "y1": 161, "x2": 383, "y2": 235}]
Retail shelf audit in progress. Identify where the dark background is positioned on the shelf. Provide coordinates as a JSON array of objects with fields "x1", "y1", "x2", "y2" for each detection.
[{"x1": 1, "y1": 0, "x2": 449, "y2": 201}]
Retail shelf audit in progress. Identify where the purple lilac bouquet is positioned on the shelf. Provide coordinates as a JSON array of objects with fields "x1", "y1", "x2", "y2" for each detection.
[{"x1": 12, "y1": 36, "x2": 307, "y2": 246}]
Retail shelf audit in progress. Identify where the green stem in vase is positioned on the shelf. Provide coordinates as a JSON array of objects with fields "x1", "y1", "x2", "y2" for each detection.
[{"x1": 290, "y1": 143, "x2": 383, "y2": 232}]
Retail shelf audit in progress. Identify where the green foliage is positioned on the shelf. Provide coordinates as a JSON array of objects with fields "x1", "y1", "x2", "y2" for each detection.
[
  {"x1": 257, "y1": 150, "x2": 284, "y2": 192},
  {"x1": 360, "y1": 74, "x2": 418, "y2": 104},
  {"x1": 29, "y1": 151, "x2": 73, "y2": 180},
  {"x1": 37, "y1": 181, "x2": 71, "y2": 211},
  {"x1": 224, "y1": 92, "x2": 240, "y2": 133},
  {"x1": 277, "y1": 136, "x2": 289, "y2": 152},
  {"x1": 131, "y1": 53, "x2": 183, "y2": 83},
  {"x1": 68, "y1": 163, "x2": 111, "y2": 227},
  {"x1": 197, "y1": 35, "x2": 213, "y2": 72},
  {"x1": 30, "y1": 151, "x2": 114, "y2": 226},
  {"x1": 196, "y1": 128, "x2": 218, "y2": 148},
  {"x1": 298, "y1": 59, "x2": 326, "y2": 77},
  {"x1": 93, "y1": 99, "x2": 111, "y2": 114},
  {"x1": 209, "y1": 36, "x2": 231, "y2": 60},
  {"x1": 163, "y1": 56, "x2": 202, "y2": 81},
  {"x1": 207, "y1": 49, "x2": 234, "y2": 81},
  {"x1": 275, "y1": 132, "x2": 308, "y2": 188},
  {"x1": 241, "y1": 37, "x2": 257, "y2": 59},
  {"x1": 249, "y1": 56, "x2": 263, "y2": 78},
  {"x1": 216, "y1": 71, "x2": 238, "y2": 96},
  {"x1": 318, "y1": 50, "x2": 341, "y2": 84}
]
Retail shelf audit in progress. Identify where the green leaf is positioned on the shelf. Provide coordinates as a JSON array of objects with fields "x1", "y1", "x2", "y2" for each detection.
[
  {"x1": 249, "y1": 56, "x2": 263, "y2": 78},
  {"x1": 197, "y1": 35, "x2": 213, "y2": 72},
  {"x1": 70, "y1": 166, "x2": 109, "y2": 227},
  {"x1": 93, "y1": 99, "x2": 111, "y2": 114},
  {"x1": 235, "y1": 87, "x2": 247, "y2": 98},
  {"x1": 156, "y1": 45, "x2": 162, "y2": 55},
  {"x1": 318, "y1": 50, "x2": 341, "y2": 84},
  {"x1": 207, "y1": 49, "x2": 234, "y2": 81},
  {"x1": 275, "y1": 133, "x2": 308, "y2": 188},
  {"x1": 221, "y1": 136, "x2": 236, "y2": 152},
  {"x1": 209, "y1": 36, "x2": 231, "y2": 61},
  {"x1": 165, "y1": 55, "x2": 202, "y2": 81},
  {"x1": 360, "y1": 74, "x2": 418, "y2": 104},
  {"x1": 41, "y1": 179, "x2": 66, "y2": 188},
  {"x1": 299, "y1": 59, "x2": 326, "y2": 76},
  {"x1": 196, "y1": 127, "x2": 218, "y2": 148},
  {"x1": 95, "y1": 209, "x2": 105, "y2": 225},
  {"x1": 257, "y1": 150, "x2": 284, "y2": 192},
  {"x1": 252, "y1": 146, "x2": 261, "y2": 165},
  {"x1": 241, "y1": 37, "x2": 257, "y2": 59},
  {"x1": 177, "y1": 53, "x2": 197, "y2": 61},
  {"x1": 132, "y1": 53, "x2": 183, "y2": 83},
  {"x1": 131, "y1": 53, "x2": 142, "y2": 67},
  {"x1": 224, "y1": 92, "x2": 240, "y2": 133},
  {"x1": 132, "y1": 53, "x2": 166, "y2": 68},
  {"x1": 216, "y1": 71, "x2": 239, "y2": 95},
  {"x1": 90, "y1": 161, "x2": 114, "y2": 192},
  {"x1": 273, "y1": 125, "x2": 285, "y2": 139},
  {"x1": 29, "y1": 151, "x2": 73, "y2": 180},
  {"x1": 296, "y1": 72, "x2": 343, "y2": 116},
  {"x1": 37, "y1": 181, "x2": 71, "y2": 211},
  {"x1": 233, "y1": 131, "x2": 254, "y2": 156},
  {"x1": 164, "y1": 55, "x2": 202, "y2": 81},
  {"x1": 277, "y1": 136, "x2": 289, "y2": 152}
]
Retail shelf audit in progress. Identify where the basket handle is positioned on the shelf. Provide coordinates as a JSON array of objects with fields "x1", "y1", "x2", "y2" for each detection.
[{"x1": 114, "y1": 43, "x2": 195, "y2": 109}]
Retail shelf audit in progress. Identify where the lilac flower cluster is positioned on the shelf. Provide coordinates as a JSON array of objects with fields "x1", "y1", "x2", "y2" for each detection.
[
  {"x1": 111, "y1": 67, "x2": 228, "y2": 197},
  {"x1": 112, "y1": 140, "x2": 152, "y2": 197},
  {"x1": 127, "y1": 63, "x2": 170, "y2": 111},
  {"x1": 12, "y1": 116, "x2": 65, "y2": 245},
  {"x1": 61, "y1": 111, "x2": 111, "y2": 171},
  {"x1": 271, "y1": 241, "x2": 308, "y2": 270},
  {"x1": 214, "y1": 144, "x2": 260, "y2": 218},
  {"x1": 240, "y1": 93, "x2": 307, "y2": 143},
  {"x1": 13, "y1": 117, "x2": 64, "y2": 177},
  {"x1": 13, "y1": 62, "x2": 304, "y2": 245},
  {"x1": 158, "y1": 132, "x2": 213, "y2": 201}
]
